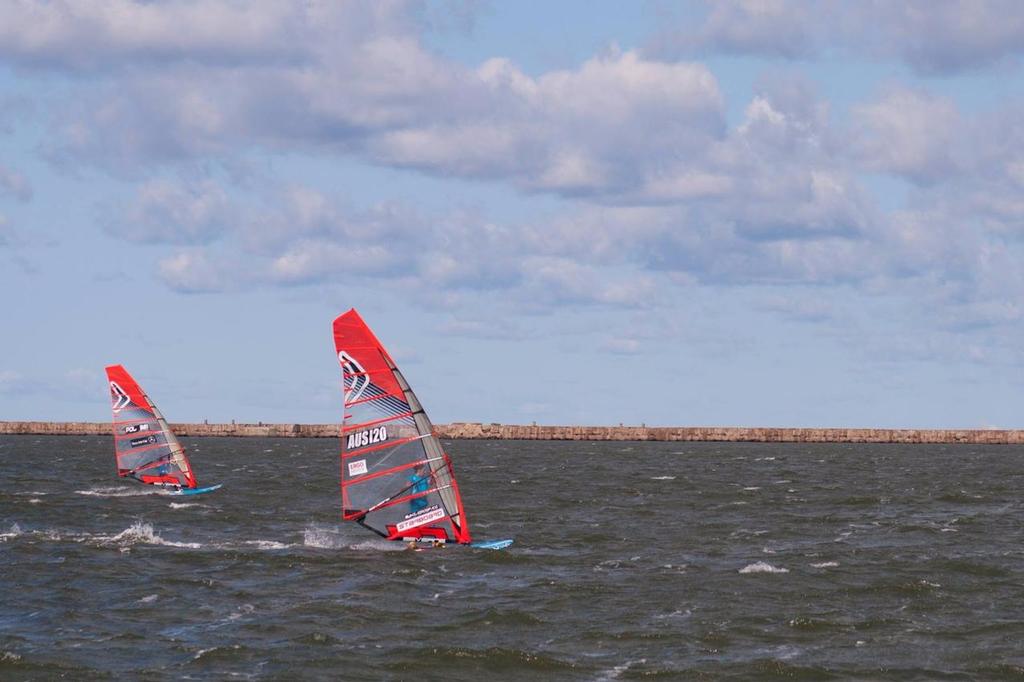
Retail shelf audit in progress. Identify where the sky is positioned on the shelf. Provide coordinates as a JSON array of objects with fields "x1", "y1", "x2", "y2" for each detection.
[{"x1": 2, "y1": 0, "x2": 1024, "y2": 428}]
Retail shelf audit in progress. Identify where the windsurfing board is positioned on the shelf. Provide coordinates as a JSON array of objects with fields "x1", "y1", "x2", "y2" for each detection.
[
  {"x1": 404, "y1": 537, "x2": 514, "y2": 550},
  {"x1": 470, "y1": 538, "x2": 514, "y2": 550},
  {"x1": 170, "y1": 483, "x2": 223, "y2": 496}
]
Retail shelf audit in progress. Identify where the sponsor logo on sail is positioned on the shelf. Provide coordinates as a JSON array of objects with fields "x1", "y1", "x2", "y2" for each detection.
[
  {"x1": 396, "y1": 504, "x2": 446, "y2": 533},
  {"x1": 347, "y1": 459, "x2": 368, "y2": 476},
  {"x1": 110, "y1": 381, "x2": 131, "y2": 412},
  {"x1": 129, "y1": 435, "x2": 158, "y2": 448},
  {"x1": 338, "y1": 350, "x2": 369, "y2": 403}
]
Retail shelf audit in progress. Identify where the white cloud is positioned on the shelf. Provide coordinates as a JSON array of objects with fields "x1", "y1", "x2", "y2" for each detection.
[
  {"x1": 10, "y1": 0, "x2": 1024, "y2": 343},
  {"x1": 0, "y1": 165, "x2": 32, "y2": 201},
  {"x1": 0, "y1": 370, "x2": 25, "y2": 395},
  {"x1": 106, "y1": 177, "x2": 233, "y2": 244},
  {"x1": 157, "y1": 249, "x2": 241, "y2": 293},
  {"x1": 851, "y1": 88, "x2": 962, "y2": 183},
  {"x1": 601, "y1": 337, "x2": 642, "y2": 355},
  {"x1": 649, "y1": 0, "x2": 1024, "y2": 74},
  {"x1": 0, "y1": 0, "x2": 391, "y2": 71}
]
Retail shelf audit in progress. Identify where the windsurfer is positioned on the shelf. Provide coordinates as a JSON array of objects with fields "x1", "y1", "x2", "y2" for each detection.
[{"x1": 408, "y1": 462, "x2": 430, "y2": 513}]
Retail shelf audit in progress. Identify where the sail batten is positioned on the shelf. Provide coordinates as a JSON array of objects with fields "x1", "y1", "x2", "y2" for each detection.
[{"x1": 333, "y1": 308, "x2": 472, "y2": 544}]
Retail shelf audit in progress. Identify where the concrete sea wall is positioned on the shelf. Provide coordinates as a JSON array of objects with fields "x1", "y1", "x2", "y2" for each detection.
[{"x1": 2, "y1": 421, "x2": 1023, "y2": 444}]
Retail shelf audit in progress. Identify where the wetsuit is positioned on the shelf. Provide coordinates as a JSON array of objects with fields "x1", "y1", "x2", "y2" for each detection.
[{"x1": 408, "y1": 471, "x2": 430, "y2": 513}]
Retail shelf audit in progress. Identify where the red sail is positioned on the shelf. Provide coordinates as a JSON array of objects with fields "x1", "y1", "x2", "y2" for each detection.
[
  {"x1": 333, "y1": 309, "x2": 471, "y2": 544},
  {"x1": 105, "y1": 365, "x2": 196, "y2": 489}
]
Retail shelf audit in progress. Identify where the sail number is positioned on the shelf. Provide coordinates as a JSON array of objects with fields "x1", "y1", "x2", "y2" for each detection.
[{"x1": 346, "y1": 426, "x2": 388, "y2": 450}]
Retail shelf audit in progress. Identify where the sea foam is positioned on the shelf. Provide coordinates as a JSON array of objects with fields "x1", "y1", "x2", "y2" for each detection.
[{"x1": 739, "y1": 561, "x2": 789, "y2": 574}]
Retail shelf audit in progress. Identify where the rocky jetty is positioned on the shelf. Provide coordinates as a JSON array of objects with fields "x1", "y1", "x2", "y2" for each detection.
[{"x1": 2, "y1": 421, "x2": 1022, "y2": 444}]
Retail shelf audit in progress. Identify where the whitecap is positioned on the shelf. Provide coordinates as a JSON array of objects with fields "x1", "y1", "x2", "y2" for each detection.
[
  {"x1": 0, "y1": 523, "x2": 23, "y2": 541},
  {"x1": 99, "y1": 521, "x2": 201, "y2": 549},
  {"x1": 811, "y1": 561, "x2": 839, "y2": 568},
  {"x1": 739, "y1": 561, "x2": 789, "y2": 574},
  {"x1": 303, "y1": 526, "x2": 349, "y2": 549},
  {"x1": 76, "y1": 486, "x2": 160, "y2": 497},
  {"x1": 139, "y1": 594, "x2": 159, "y2": 603},
  {"x1": 650, "y1": 476, "x2": 676, "y2": 480},
  {"x1": 348, "y1": 539, "x2": 407, "y2": 552},
  {"x1": 241, "y1": 540, "x2": 289, "y2": 550},
  {"x1": 595, "y1": 658, "x2": 647, "y2": 681}
]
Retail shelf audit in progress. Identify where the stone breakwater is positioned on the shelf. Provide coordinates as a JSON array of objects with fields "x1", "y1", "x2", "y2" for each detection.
[{"x1": 2, "y1": 421, "x2": 1023, "y2": 444}]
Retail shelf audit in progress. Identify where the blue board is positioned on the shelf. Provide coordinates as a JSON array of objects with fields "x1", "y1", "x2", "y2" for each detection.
[
  {"x1": 469, "y1": 538, "x2": 514, "y2": 550},
  {"x1": 171, "y1": 483, "x2": 223, "y2": 496}
]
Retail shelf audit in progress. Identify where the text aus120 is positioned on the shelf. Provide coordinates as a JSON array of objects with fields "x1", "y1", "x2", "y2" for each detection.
[{"x1": 346, "y1": 425, "x2": 389, "y2": 450}]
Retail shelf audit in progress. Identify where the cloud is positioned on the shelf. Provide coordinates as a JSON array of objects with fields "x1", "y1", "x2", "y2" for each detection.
[
  {"x1": 600, "y1": 337, "x2": 642, "y2": 355},
  {"x1": 105, "y1": 177, "x2": 232, "y2": 244},
  {"x1": 0, "y1": 370, "x2": 26, "y2": 395},
  {"x1": 0, "y1": 165, "x2": 32, "y2": 201},
  {"x1": 13, "y1": 0, "x2": 1024, "y2": 344},
  {"x1": 157, "y1": 249, "x2": 244, "y2": 293},
  {"x1": 850, "y1": 88, "x2": 963, "y2": 184},
  {"x1": 9, "y1": 2, "x2": 727, "y2": 199},
  {"x1": 0, "y1": 0, "x2": 386, "y2": 71},
  {"x1": 648, "y1": 0, "x2": 1024, "y2": 74}
]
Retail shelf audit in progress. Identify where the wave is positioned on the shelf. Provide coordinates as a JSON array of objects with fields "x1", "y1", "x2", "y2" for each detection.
[
  {"x1": 76, "y1": 486, "x2": 161, "y2": 497},
  {"x1": 650, "y1": 476, "x2": 676, "y2": 480},
  {"x1": 301, "y1": 527, "x2": 407, "y2": 552},
  {"x1": 239, "y1": 540, "x2": 290, "y2": 550},
  {"x1": 811, "y1": 561, "x2": 839, "y2": 568},
  {"x1": 348, "y1": 539, "x2": 408, "y2": 552},
  {"x1": 595, "y1": 658, "x2": 647, "y2": 680},
  {"x1": 167, "y1": 502, "x2": 205, "y2": 509},
  {"x1": 98, "y1": 522, "x2": 201, "y2": 549},
  {"x1": 739, "y1": 561, "x2": 789, "y2": 574},
  {"x1": 0, "y1": 523, "x2": 22, "y2": 542},
  {"x1": 302, "y1": 526, "x2": 350, "y2": 549}
]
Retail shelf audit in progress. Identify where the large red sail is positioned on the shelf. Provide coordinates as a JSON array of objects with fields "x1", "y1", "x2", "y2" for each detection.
[
  {"x1": 105, "y1": 365, "x2": 196, "y2": 489},
  {"x1": 333, "y1": 309, "x2": 471, "y2": 544}
]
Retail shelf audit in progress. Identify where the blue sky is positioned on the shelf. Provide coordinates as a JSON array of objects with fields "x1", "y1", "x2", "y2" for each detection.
[{"x1": 2, "y1": 1, "x2": 1024, "y2": 428}]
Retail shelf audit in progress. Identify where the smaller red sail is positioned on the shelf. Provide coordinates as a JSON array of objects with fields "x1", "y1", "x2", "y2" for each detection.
[
  {"x1": 105, "y1": 365, "x2": 196, "y2": 489},
  {"x1": 333, "y1": 309, "x2": 471, "y2": 544}
]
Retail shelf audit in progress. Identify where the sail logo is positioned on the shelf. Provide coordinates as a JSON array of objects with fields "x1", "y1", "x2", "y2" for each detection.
[
  {"x1": 338, "y1": 350, "x2": 369, "y2": 403},
  {"x1": 346, "y1": 426, "x2": 387, "y2": 450},
  {"x1": 396, "y1": 505, "x2": 446, "y2": 533},
  {"x1": 123, "y1": 423, "x2": 150, "y2": 434},
  {"x1": 129, "y1": 435, "x2": 158, "y2": 448},
  {"x1": 110, "y1": 381, "x2": 131, "y2": 412},
  {"x1": 347, "y1": 459, "x2": 368, "y2": 476}
]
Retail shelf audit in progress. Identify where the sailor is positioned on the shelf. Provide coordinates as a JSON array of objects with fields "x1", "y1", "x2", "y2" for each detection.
[{"x1": 408, "y1": 462, "x2": 430, "y2": 513}]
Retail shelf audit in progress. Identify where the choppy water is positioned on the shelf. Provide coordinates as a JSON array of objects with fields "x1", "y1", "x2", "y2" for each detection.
[{"x1": 2, "y1": 436, "x2": 1024, "y2": 679}]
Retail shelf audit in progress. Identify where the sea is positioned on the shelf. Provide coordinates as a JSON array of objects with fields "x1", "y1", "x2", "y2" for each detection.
[{"x1": 2, "y1": 436, "x2": 1024, "y2": 680}]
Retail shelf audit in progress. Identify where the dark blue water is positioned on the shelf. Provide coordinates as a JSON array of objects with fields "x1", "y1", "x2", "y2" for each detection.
[{"x1": 2, "y1": 436, "x2": 1024, "y2": 679}]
